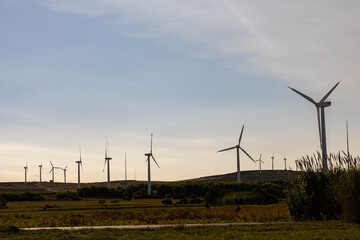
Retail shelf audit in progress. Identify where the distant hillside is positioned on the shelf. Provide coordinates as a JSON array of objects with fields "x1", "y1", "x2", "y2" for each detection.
[
  {"x1": 0, "y1": 170, "x2": 301, "y2": 193},
  {"x1": 180, "y1": 170, "x2": 301, "y2": 182}
]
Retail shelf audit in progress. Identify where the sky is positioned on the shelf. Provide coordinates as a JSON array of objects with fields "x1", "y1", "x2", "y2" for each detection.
[{"x1": 1, "y1": 0, "x2": 359, "y2": 183}]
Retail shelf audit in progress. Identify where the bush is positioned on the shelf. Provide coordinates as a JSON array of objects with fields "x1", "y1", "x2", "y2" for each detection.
[
  {"x1": 287, "y1": 170, "x2": 342, "y2": 221},
  {"x1": 176, "y1": 198, "x2": 189, "y2": 205},
  {"x1": 162, "y1": 198, "x2": 173, "y2": 205},
  {"x1": 56, "y1": 191, "x2": 81, "y2": 200},
  {"x1": 335, "y1": 169, "x2": 360, "y2": 222},
  {"x1": 189, "y1": 198, "x2": 202, "y2": 204}
]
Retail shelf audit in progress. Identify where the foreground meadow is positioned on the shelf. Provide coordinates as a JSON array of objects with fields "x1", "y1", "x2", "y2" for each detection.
[
  {"x1": 0, "y1": 199, "x2": 289, "y2": 228},
  {"x1": 1, "y1": 221, "x2": 360, "y2": 240}
]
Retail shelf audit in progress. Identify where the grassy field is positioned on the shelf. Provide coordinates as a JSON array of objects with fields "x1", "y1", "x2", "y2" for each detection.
[
  {"x1": 0, "y1": 199, "x2": 290, "y2": 228},
  {"x1": 1, "y1": 221, "x2": 360, "y2": 239}
]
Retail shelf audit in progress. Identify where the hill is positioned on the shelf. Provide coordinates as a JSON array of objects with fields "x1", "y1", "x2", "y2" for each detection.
[{"x1": 0, "y1": 170, "x2": 301, "y2": 193}]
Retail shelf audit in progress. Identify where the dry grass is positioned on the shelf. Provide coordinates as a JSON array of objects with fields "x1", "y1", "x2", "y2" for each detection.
[{"x1": 0, "y1": 204, "x2": 290, "y2": 228}]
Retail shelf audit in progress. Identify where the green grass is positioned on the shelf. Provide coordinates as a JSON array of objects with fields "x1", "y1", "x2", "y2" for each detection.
[{"x1": 1, "y1": 222, "x2": 360, "y2": 239}]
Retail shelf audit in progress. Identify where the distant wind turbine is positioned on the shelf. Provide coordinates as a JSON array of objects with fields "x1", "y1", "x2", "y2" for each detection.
[
  {"x1": 271, "y1": 154, "x2": 274, "y2": 170},
  {"x1": 346, "y1": 121, "x2": 350, "y2": 160},
  {"x1": 217, "y1": 125, "x2": 255, "y2": 182},
  {"x1": 125, "y1": 153, "x2": 127, "y2": 184},
  {"x1": 288, "y1": 81, "x2": 340, "y2": 170},
  {"x1": 76, "y1": 148, "x2": 83, "y2": 188},
  {"x1": 60, "y1": 165, "x2": 68, "y2": 183},
  {"x1": 103, "y1": 142, "x2": 112, "y2": 188},
  {"x1": 255, "y1": 154, "x2": 264, "y2": 172},
  {"x1": 255, "y1": 154, "x2": 264, "y2": 182},
  {"x1": 145, "y1": 134, "x2": 160, "y2": 194},
  {"x1": 24, "y1": 163, "x2": 28, "y2": 186},
  {"x1": 284, "y1": 156, "x2": 287, "y2": 170},
  {"x1": 49, "y1": 161, "x2": 55, "y2": 182},
  {"x1": 39, "y1": 163, "x2": 42, "y2": 183}
]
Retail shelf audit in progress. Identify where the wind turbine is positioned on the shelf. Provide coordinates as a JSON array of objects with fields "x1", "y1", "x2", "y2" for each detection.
[
  {"x1": 255, "y1": 154, "x2": 264, "y2": 172},
  {"x1": 346, "y1": 121, "x2": 350, "y2": 160},
  {"x1": 255, "y1": 154, "x2": 265, "y2": 182},
  {"x1": 39, "y1": 163, "x2": 43, "y2": 183},
  {"x1": 49, "y1": 161, "x2": 55, "y2": 182},
  {"x1": 288, "y1": 81, "x2": 340, "y2": 170},
  {"x1": 271, "y1": 154, "x2": 274, "y2": 170},
  {"x1": 284, "y1": 156, "x2": 287, "y2": 170},
  {"x1": 24, "y1": 163, "x2": 28, "y2": 186},
  {"x1": 145, "y1": 134, "x2": 160, "y2": 194},
  {"x1": 103, "y1": 142, "x2": 112, "y2": 188},
  {"x1": 124, "y1": 153, "x2": 127, "y2": 184},
  {"x1": 60, "y1": 165, "x2": 68, "y2": 183},
  {"x1": 76, "y1": 148, "x2": 83, "y2": 188},
  {"x1": 217, "y1": 125, "x2": 255, "y2": 182}
]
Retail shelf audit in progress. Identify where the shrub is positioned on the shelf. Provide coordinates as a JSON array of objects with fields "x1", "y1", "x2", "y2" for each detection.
[
  {"x1": 162, "y1": 198, "x2": 173, "y2": 205},
  {"x1": 56, "y1": 191, "x2": 81, "y2": 200},
  {"x1": 189, "y1": 198, "x2": 202, "y2": 204}
]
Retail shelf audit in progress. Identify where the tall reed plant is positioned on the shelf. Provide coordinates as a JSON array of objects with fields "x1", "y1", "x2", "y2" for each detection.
[{"x1": 288, "y1": 152, "x2": 360, "y2": 222}]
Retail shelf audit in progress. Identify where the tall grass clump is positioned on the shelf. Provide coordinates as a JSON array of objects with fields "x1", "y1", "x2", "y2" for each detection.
[{"x1": 288, "y1": 152, "x2": 360, "y2": 222}]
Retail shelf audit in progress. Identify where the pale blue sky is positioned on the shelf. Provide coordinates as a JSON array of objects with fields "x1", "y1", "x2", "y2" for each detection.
[{"x1": 0, "y1": 0, "x2": 359, "y2": 183}]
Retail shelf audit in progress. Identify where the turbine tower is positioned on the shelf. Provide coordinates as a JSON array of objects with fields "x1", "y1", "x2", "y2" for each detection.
[
  {"x1": 283, "y1": 156, "x2": 287, "y2": 170},
  {"x1": 39, "y1": 163, "x2": 43, "y2": 183},
  {"x1": 49, "y1": 161, "x2": 55, "y2": 182},
  {"x1": 24, "y1": 163, "x2": 28, "y2": 186},
  {"x1": 103, "y1": 142, "x2": 112, "y2": 188},
  {"x1": 271, "y1": 154, "x2": 274, "y2": 170},
  {"x1": 125, "y1": 152, "x2": 127, "y2": 184},
  {"x1": 288, "y1": 81, "x2": 340, "y2": 170},
  {"x1": 346, "y1": 121, "x2": 350, "y2": 160},
  {"x1": 76, "y1": 148, "x2": 83, "y2": 188},
  {"x1": 145, "y1": 134, "x2": 160, "y2": 194},
  {"x1": 217, "y1": 125, "x2": 255, "y2": 182}
]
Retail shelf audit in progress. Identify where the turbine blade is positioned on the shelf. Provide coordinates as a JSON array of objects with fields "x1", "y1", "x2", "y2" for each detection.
[
  {"x1": 105, "y1": 142, "x2": 107, "y2": 158},
  {"x1": 217, "y1": 146, "x2": 237, "y2": 152},
  {"x1": 238, "y1": 125, "x2": 244, "y2": 145},
  {"x1": 320, "y1": 81, "x2": 340, "y2": 102},
  {"x1": 240, "y1": 147, "x2": 255, "y2": 162},
  {"x1": 50, "y1": 161, "x2": 53, "y2": 167},
  {"x1": 49, "y1": 168, "x2": 53, "y2": 174},
  {"x1": 152, "y1": 155, "x2": 160, "y2": 168},
  {"x1": 317, "y1": 107, "x2": 322, "y2": 149},
  {"x1": 65, "y1": 165, "x2": 68, "y2": 170},
  {"x1": 288, "y1": 86, "x2": 317, "y2": 104},
  {"x1": 81, "y1": 161, "x2": 83, "y2": 171}
]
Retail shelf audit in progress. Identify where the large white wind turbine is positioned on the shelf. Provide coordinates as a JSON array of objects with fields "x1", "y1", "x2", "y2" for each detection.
[
  {"x1": 103, "y1": 142, "x2": 112, "y2": 188},
  {"x1": 145, "y1": 134, "x2": 160, "y2": 194},
  {"x1": 217, "y1": 125, "x2": 255, "y2": 182},
  {"x1": 76, "y1": 148, "x2": 83, "y2": 188},
  {"x1": 288, "y1": 81, "x2": 340, "y2": 170},
  {"x1": 24, "y1": 163, "x2": 28, "y2": 186}
]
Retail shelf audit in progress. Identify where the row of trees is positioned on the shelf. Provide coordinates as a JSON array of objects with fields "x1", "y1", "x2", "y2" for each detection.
[{"x1": 75, "y1": 181, "x2": 286, "y2": 205}]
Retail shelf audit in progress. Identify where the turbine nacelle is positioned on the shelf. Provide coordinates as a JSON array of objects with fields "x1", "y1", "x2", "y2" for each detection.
[
  {"x1": 145, "y1": 153, "x2": 152, "y2": 157},
  {"x1": 316, "y1": 101, "x2": 331, "y2": 108}
]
